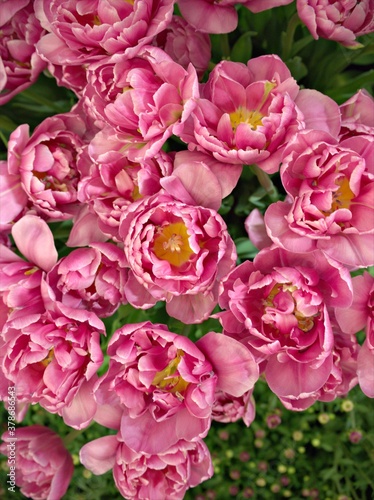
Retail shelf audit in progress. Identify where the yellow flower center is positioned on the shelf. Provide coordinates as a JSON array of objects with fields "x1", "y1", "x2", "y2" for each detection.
[
  {"x1": 264, "y1": 283, "x2": 315, "y2": 333},
  {"x1": 40, "y1": 348, "x2": 54, "y2": 367},
  {"x1": 229, "y1": 108, "x2": 264, "y2": 132},
  {"x1": 330, "y1": 177, "x2": 355, "y2": 212},
  {"x1": 152, "y1": 222, "x2": 194, "y2": 267},
  {"x1": 152, "y1": 349, "x2": 189, "y2": 395}
]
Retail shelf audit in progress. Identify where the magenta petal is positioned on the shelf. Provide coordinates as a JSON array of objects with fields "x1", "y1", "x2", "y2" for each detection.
[
  {"x1": 79, "y1": 435, "x2": 118, "y2": 475},
  {"x1": 197, "y1": 332, "x2": 259, "y2": 397},
  {"x1": 11, "y1": 214, "x2": 58, "y2": 271}
]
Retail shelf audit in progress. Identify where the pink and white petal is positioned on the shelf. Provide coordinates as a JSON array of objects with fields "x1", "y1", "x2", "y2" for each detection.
[
  {"x1": 12, "y1": 214, "x2": 58, "y2": 271},
  {"x1": 79, "y1": 435, "x2": 118, "y2": 475},
  {"x1": 161, "y1": 161, "x2": 223, "y2": 210},
  {"x1": 296, "y1": 89, "x2": 341, "y2": 138},
  {"x1": 61, "y1": 378, "x2": 98, "y2": 430},
  {"x1": 318, "y1": 233, "x2": 374, "y2": 268},
  {"x1": 67, "y1": 207, "x2": 109, "y2": 247},
  {"x1": 264, "y1": 202, "x2": 316, "y2": 253},
  {"x1": 197, "y1": 332, "x2": 259, "y2": 397},
  {"x1": 166, "y1": 293, "x2": 217, "y2": 324}
]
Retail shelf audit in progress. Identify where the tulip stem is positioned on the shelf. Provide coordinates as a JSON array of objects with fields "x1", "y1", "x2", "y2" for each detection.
[
  {"x1": 251, "y1": 164, "x2": 278, "y2": 202},
  {"x1": 282, "y1": 13, "x2": 301, "y2": 61},
  {"x1": 63, "y1": 429, "x2": 84, "y2": 446},
  {"x1": 221, "y1": 33, "x2": 231, "y2": 60}
]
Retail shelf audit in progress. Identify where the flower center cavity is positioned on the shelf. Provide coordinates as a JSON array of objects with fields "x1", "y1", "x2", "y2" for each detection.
[
  {"x1": 229, "y1": 108, "x2": 264, "y2": 131},
  {"x1": 153, "y1": 222, "x2": 193, "y2": 267},
  {"x1": 152, "y1": 349, "x2": 189, "y2": 394},
  {"x1": 263, "y1": 283, "x2": 315, "y2": 333}
]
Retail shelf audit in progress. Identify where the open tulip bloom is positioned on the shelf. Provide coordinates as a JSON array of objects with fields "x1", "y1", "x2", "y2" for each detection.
[{"x1": 0, "y1": 1, "x2": 373, "y2": 499}]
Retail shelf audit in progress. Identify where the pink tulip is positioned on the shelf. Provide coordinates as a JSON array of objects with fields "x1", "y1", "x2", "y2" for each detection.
[
  {"x1": 93, "y1": 322, "x2": 259, "y2": 454},
  {"x1": 80, "y1": 434, "x2": 213, "y2": 500},
  {"x1": 34, "y1": 0, "x2": 175, "y2": 64},
  {"x1": 0, "y1": 160, "x2": 29, "y2": 233},
  {"x1": 180, "y1": 55, "x2": 340, "y2": 173},
  {"x1": 297, "y1": 0, "x2": 374, "y2": 48},
  {"x1": 77, "y1": 146, "x2": 173, "y2": 240},
  {"x1": 2, "y1": 283, "x2": 104, "y2": 428},
  {"x1": 7, "y1": 112, "x2": 87, "y2": 221},
  {"x1": 339, "y1": 89, "x2": 374, "y2": 140},
  {"x1": 177, "y1": 0, "x2": 293, "y2": 34},
  {"x1": 86, "y1": 46, "x2": 199, "y2": 162},
  {"x1": 44, "y1": 243, "x2": 128, "y2": 317},
  {"x1": 118, "y1": 192, "x2": 237, "y2": 323},
  {"x1": 265, "y1": 131, "x2": 374, "y2": 268},
  {"x1": 212, "y1": 389, "x2": 256, "y2": 427},
  {"x1": 0, "y1": 1, "x2": 47, "y2": 104},
  {"x1": 0, "y1": 426, "x2": 73, "y2": 500},
  {"x1": 217, "y1": 246, "x2": 353, "y2": 406},
  {"x1": 153, "y1": 15, "x2": 211, "y2": 78},
  {"x1": 335, "y1": 272, "x2": 374, "y2": 397}
]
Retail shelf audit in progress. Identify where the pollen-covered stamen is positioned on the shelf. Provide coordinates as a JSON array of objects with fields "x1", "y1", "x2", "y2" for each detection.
[
  {"x1": 331, "y1": 177, "x2": 355, "y2": 211},
  {"x1": 152, "y1": 349, "x2": 189, "y2": 394},
  {"x1": 229, "y1": 108, "x2": 264, "y2": 132},
  {"x1": 263, "y1": 283, "x2": 316, "y2": 333},
  {"x1": 230, "y1": 81, "x2": 276, "y2": 132},
  {"x1": 153, "y1": 222, "x2": 194, "y2": 267},
  {"x1": 163, "y1": 233, "x2": 183, "y2": 252},
  {"x1": 40, "y1": 348, "x2": 54, "y2": 367}
]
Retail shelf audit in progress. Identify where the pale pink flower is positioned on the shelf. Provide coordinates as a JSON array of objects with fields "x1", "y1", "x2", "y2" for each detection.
[
  {"x1": 44, "y1": 243, "x2": 128, "y2": 318},
  {"x1": 217, "y1": 246, "x2": 353, "y2": 404},
  {"x1": 180, "y1": 55, "x2": 340, "y2": 173},
  {"x1": 265, "y1": 131, "x2": 374, "y2": 268},
  {"x1": 0, "y1": 425, "x2": 73, "y2": 500},
  {"x1": 93, "y1": 322, "x2": 259, "y2": 454},
  {"x1": 153, "y1": 15, "x2": 211, "y2": 79},
  {"x1": 118, "y1": 192, "x2": 237, "y2": 323},
  {"x1": 0, "y1": 0, "x2": 47, "y2": 105},
  {"x1": 86, "y1": 46, "x2": 199, "y2": 161},
  {"x1": 34, "y1": 0, "x2": 175, "y2": 64},
  {"x1": 339, "y1": 89, "x2": 374, "y2": 140},
  {"x1": 335, "y1": 272, "x2": 374, "y2": 397},
  {"x1": 212, "y1": 388, "x2": 256, "y2": 427},
  {"x1": 297, "y1": 0, "x2": 374, "y2": 48},
  {"x1": 7, "y1": 112, "x2": 87, "y2": 221},
  {"x1": 80, "y1": 434, "x2": 213, "y2": 500},
  {"x1": 77, "y1": 146, "x2": 173, "y2": 240}
]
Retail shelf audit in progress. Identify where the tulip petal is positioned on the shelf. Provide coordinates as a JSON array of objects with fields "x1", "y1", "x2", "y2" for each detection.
[
  {"x1": 11, "y1": 215, "x2": 58, "y2": 271},
  {"x1": 197, "y1": 332, "x2": 259, "y2": 397}
]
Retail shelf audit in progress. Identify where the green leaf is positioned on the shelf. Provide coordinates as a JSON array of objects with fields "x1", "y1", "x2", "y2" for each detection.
[{"x1": 231, "y1": 32, "x2": 253, "y2": 63}]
